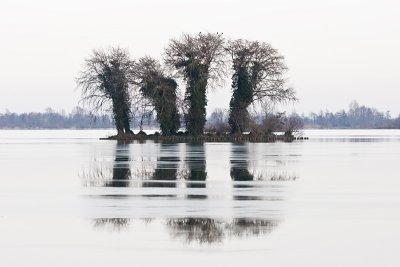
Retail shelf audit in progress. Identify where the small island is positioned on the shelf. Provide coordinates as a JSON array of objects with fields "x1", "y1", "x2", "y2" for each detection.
[
  {"x1": 100, "y1": 131, "x2": 305, "y2": 142},
  {"x1": 77, "y1": 32, "x2": 301, "y2": 142}
]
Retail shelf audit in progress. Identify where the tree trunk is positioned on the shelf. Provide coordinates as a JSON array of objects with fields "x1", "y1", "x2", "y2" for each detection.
[
  {"x1": 112, "y1": 92, "x2": 132, "y2": 136},
  {"x1": 185, "y1": 75, "x2": 208, "y2": 136}
]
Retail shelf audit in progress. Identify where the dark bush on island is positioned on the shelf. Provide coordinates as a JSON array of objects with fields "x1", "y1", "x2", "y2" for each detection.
[
  {"x1": 176, "y1": 131, "x2": 187, "y2": 136},
  {"x1": 137, "y1": 131, "x2": 147, "y2": 136}
]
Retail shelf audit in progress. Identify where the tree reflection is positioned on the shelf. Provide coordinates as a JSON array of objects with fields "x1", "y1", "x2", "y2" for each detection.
[
  {"x1": 80, "y1": 141, "x2": 133, "y2": 187},
  {"x1": 166, "y1": 217, "x2": 278, "y2": 244},
  {"x1": 167, "y1": 218, "x2": 224, "y2": 244},
  {"x1": 230, "y1": 143, "x2": 297, "y2": 184},
  {"x1": 91, "y1": 217, "x2": 278, "y2": 244},
  {"x1": 142, "y1": 143, "x2": 180, "y2": 188},
  {"x1": 107, "y1": 142, "x2": 131, "y2": 187},
  {"x1": 230, "y1": 144, "x2": 254, "y2": 182},
  {"x1": 228, "y1": 218, "x2": 277, "y2": 237},
  {"x1": 185, "y1": 143, "x2": 207, "y2": 199},
  {"x1": 230, "y1": 143, "x2": 255, "y2": 197},
  {"x1": 83, "y1": 142, "x2": 295, "y2": 244},
  {"x1": 92, "y1": 218, "x2": 131, "y2": 232}
]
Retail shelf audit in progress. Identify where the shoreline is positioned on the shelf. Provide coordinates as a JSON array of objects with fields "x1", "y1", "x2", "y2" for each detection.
[{"x1": 100, "y1": 133, "x2": 308, "y2": 142}]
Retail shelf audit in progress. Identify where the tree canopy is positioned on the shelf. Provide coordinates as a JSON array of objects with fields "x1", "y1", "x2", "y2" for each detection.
[
  {"x1": 164, "y1": 33, "x2": 227, "y2": 136},
  {"x1": 76, "y1": 34, "x2": 296, "y2": 137},
  {"x1": 76, "y1": 47, "x2": 134, "y2": 135},
  {"x1": 132, "y1": 56, "x2": 180, "y2": 135},
  {"x1": 226, "y1": 40, "x2": 296, "y2": 134}
]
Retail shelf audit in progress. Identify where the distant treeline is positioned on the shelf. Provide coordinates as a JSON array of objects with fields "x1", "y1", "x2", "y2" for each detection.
[
  {"x1": 206, "y1": 101, "x2": 400, "y2": 131},
  {"x1": 301, "y1": 101, "x2": 400, "y2": 129},
  {"x1": 0, "y1": 107, "x2": 114, "y2": 129},
  {"x1": 1, "y1": 102, "x2": 400, "y2": 130},
  {"x1": 0, "y1": 107, "x2": 163, "y2": 129}
]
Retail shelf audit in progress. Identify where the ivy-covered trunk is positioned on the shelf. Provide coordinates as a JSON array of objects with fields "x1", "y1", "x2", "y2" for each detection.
[
  {"x1": 156, "y1": 78, "x2": 180, "y2": 135},
  {"x1": 228, "y1": 65, "x2": 253, "y2": 134},
  {"x1": 185, "y1": 64, "x2": 208, "y2": 136},
  {"x1": 139, "y1": 71, "x2": 180, "y2": 136},
  {"x1": 112, "y1": 90, "x2": 132, "y2": 136}
]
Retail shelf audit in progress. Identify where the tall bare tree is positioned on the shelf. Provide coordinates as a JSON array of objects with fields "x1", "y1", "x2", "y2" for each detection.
[
  {"x1": 226, "y1": 40, "x2": 296, "y2": 134},
  {"x1": 165, "y1": 32, "x2": 227, "y2": 136},
  {"x1": 76, "y1": 47, "x2": 134, "y2": 136},
  {"x1": 132, "y1": 56, "x2": 180, "y2": 135}
]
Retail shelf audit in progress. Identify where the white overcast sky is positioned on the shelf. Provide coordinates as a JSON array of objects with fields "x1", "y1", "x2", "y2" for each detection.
[{"x1": 1, "y1": 0, "x2": 399, "y2": 115}]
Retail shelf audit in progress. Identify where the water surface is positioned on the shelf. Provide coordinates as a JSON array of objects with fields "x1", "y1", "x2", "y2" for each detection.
[{"x1": 0, "y1": 129, "x2": 399, "y2": 266}]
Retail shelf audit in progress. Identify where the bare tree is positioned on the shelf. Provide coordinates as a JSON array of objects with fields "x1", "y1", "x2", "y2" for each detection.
[
  {"x1": 283, "y1": 112, "x2": 304, "y2": 135},
  {"x1": 226, "y1": 39, "x2": 296, "y2": 134},
  {"x1": 76, "y1": 47, "x2": 134, "y2": 136},
  {"x1": 205, "y1": 108, "x2": 229, "y2": 134},
  {"x1": 164, "y1": 32, "x2": 227, "y2": 136}
]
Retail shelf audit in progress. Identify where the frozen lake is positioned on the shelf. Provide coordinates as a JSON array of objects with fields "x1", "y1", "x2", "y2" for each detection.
[{"x1": 0, "y1": 129, "x2": 399, "y2": 266}]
